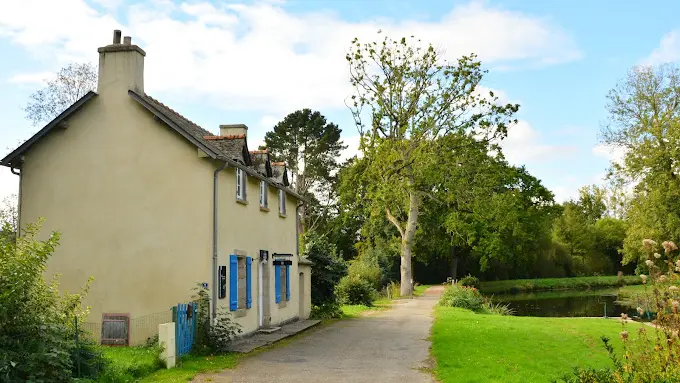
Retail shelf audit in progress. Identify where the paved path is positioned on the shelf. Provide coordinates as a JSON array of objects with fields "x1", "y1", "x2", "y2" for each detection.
[{"x1": 197, "y1": 286, "x2": 444, "y2": 383}]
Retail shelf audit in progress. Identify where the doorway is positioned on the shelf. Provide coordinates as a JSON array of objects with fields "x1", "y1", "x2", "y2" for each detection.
[
  {"x1": 299, "y1": 272, "x2": 305, "y2": 318},
  {"x1": 259, "y1": 256, "x2": 271, "y2": 328}
]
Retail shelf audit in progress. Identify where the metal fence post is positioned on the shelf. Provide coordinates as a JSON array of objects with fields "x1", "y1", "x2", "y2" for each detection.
[{"x1": 75, "y1": 316, "x2": 81, "y2": 378}]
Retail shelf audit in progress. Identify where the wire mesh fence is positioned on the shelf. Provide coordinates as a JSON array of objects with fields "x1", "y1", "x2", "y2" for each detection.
[{"x1": 81, "y1": 309, "x2": 172, "y2": 346}]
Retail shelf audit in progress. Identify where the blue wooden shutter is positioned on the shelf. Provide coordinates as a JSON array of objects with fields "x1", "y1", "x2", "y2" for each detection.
[
  {"x1": 246, "y1": 257, "x2": 252, "y2": 309},
  {"x1": 229, "y1": 255, "x2": 238, "y2": 311},
  {"x1": 274, "y1": 264, "x2": 281, "y2": 303},
  {"x1": 285, "y1": 264, "x2": 291, "y2": 301}
]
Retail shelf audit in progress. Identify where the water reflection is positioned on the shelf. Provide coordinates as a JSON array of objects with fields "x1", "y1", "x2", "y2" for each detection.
[{"x1": 491, "y1": 288, "x2": 647, "y2": 320}]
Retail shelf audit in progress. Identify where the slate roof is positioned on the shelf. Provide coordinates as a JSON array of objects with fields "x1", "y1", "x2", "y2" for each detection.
[
  {"x1": 1, "y1": 89, "x2": 302, "y2": 201},
  {"x1": 250, "y1": 151, "x2": 272, "y2": 177}
]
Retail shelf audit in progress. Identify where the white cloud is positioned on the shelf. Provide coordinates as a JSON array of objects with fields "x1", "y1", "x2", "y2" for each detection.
[
  {"x1": 642, "y1": 30, "x2": 680, "y2": 65},
  {"x1": 0, "y1": 0, "x2": 580, "y2": 115},
  {"x1": 500, "y1": 120, "x2": 577, "y2": 165},
  {"x1": 0, "y1": 168, "x2": 19, "y2": 202},
  {"x1": 7, "y1": 71, "x2": 52, "y2": 84},
  {"x1": 339, "y1": 135, "x2": 362, "y2": 162},
  {"x1": 592, "y1": 143, "x2": 626, "y2": 166}
]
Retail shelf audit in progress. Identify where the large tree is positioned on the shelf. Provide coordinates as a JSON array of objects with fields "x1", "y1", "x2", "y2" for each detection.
[
  {"x1": 346, "y1": 33, "x2": 519, "y2": 295},
  {"x1": 24, "y1": 62, "x2": 97, "y2": 127},
  {"x1": 265, "y1": 109, "x2": 346, "y2": 235},
  {"x1": 600, "y1": 63, "x2": 680, "y2": 265}
]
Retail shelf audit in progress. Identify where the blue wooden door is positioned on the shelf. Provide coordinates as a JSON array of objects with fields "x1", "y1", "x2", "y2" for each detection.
[{"x1": 174, "y1": 302, "x2": 197, "y2": 357}]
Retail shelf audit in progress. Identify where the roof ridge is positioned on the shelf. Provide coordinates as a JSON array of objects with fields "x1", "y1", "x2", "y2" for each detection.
[
  {"x1": 144, "y1": 93, "x2": 213, "y2": 135},
  {"x1": 203, "y1": 134, "x2": 246, "y2": 140}
]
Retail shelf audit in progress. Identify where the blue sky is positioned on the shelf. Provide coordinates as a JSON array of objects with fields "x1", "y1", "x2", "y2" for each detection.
[{"x1": 1, "y1": 0, "x2": 680, "y2": 202}]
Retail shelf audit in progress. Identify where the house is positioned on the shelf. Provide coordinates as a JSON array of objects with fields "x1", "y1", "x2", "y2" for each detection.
[{"x1": 0, "y1": 30, "x2": 312, "y2": 345}]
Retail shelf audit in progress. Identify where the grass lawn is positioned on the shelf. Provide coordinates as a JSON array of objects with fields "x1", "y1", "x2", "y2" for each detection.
[
  {"x1": 479, "y1": 275, "x2": 642, "y2": 294},
  {"x1": 138, "y1": 353, "x2": 240, "y2": 382},
  {"x1": 431, "y1": 307, "x2": 641, "y2": 383},
  {"x1": 341, "y1": 298, "x2": 392, "y2": 318},
  {"x1": 414, "y1": 284, "x2": 433, "y2": 296},
  {"x1": 97, "y1": 346, "x2": 165, "y2": 382}
]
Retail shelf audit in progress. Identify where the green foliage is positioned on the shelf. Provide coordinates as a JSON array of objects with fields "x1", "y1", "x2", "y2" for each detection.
[
  {"x1": 0, "y1": 220, "x2": 97, "y2": 382},
  {"x1": 481, "y1": 301, "x2": 515, "y2": 316},
  {"x1": 479, "y1": 276, "x2": 642, "y2": 294},
  {"x1": 191, "y1": 285, "x2": 242, "y2": 355},
  {"x1": 303, "y1": 233, "x2": 347, "y2": 306},
  {"x1": 439, "y1": 285, "x2": 485, "y2": 312},
  {"x1": 600, "y1": 64, "x2": 680, "y2": 267},
  {"x1": 346, "y1": 32, "x2": 519, "y2": 296},
  {"x1": 310, "y1": 302, "x2": 344, "y2": 320},
  {"x1": 458, "y1": 275, "x2": 479, "y2": 288},
  {"x1": 96, "y1": 345, "x2": 164, "y2": 382},
  {"x1": 335, "y1": 276, "x2": 376, "y2": 306},
  {"x1": 347, "y1": 253, "x2": 383, "y2": 290}
]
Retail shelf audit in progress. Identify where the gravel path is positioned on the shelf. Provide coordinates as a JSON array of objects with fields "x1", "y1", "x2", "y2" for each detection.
[{"x1": 197, "y1": 286, "x2": 444, "y2": 383}]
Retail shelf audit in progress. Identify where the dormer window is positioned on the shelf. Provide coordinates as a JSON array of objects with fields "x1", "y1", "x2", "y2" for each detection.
[
  {"x1": 236, "y1": 168, "x2": 246, "y2": 201},
  {"x1": 260, "y1": 181, "x2": 268, "y2": 208}
]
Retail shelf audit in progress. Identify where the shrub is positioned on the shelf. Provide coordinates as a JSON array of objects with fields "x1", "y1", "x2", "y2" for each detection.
[
  {"x1": 303, "y1": 233, "x2": 347, "y2": 306},
  {"x1": 335, "y1": 276, "x2": 376, "y2": 306},
  {"x1": 439, "y1": 285, "x2": 485, "y2": 312},
  {"x1": 191, "y1": 285, "x2": 242, "y2": 355},
  {"x1": 310, "y1": 302, "x2": 344, "y2": 319},
  {"x1": 348, "y1": 255, "x2": 383, "y2": 291},
  {"x1": 482, "y1": 301, "x2": 514, "y2": 316},
  {"x1": 459, "y1": 275, "x2": 480, "y2": 289},
  {"x1": 0, "y1": 220, "x2": 98, "y2": 382},
  {"x1": 386, "y1": 281, "x2": 401, "y2": 299}
]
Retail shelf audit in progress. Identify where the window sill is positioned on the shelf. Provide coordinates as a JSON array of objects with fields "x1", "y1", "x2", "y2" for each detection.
[
  {"x1": 279, "y1": 213, "x2": 287, "y2": 218},
  {"x1": 236, "y1": 198, "x2": 248, "y2": 205},
  {"x1": 278, "y1": 301, "x2": 287, "y2": 309},
  {"x1": 260, "y1": 206, "x2": 270, "y2": 212},
  {"x1": 234, "y1": 308, "x2": 247, "y2": 318}
]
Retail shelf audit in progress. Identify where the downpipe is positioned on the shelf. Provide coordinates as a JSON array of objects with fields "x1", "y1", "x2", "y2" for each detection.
[{"x1": 212, "y1": 161, "x2": 229, "y2": 320}]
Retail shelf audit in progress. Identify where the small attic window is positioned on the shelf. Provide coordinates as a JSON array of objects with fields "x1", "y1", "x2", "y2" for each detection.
[
  {"x1": 279, "y1": 189, "x2": 286, "y2": 216},
  {"x1": 236, "y1": 168, "x2": 246, "y2": 201}
]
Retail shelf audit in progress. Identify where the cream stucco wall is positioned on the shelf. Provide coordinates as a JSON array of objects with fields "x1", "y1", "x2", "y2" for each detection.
[
  {"x1": 216, "y1": 171, "x2": 301, "y2": 335},
  {"x1": 17, "y1": 42, "x2": 304, "y2": 345},
  {"x1": 19, "y1": 87, "x2": 216, "y2": 344}
]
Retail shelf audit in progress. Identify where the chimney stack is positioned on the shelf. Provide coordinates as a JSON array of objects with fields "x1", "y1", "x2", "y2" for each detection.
[
  {"x1": 97, "y1": 30, "x2": 146, "y2": 94},
  {"x1": 220, "y1": 124, "x2": 248, "y2": 137}
]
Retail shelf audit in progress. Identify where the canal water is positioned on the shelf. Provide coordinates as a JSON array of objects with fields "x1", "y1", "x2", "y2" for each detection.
[{"x1": 490, "y1": 288, "x2": 645, "y2": 319}]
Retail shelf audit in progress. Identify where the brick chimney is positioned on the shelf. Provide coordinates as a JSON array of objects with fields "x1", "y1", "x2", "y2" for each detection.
[
  {"x1": 219, "y1": 124, "x2": 248, "y2": 137},
  {"x1": 97, "y1": 30, "x2": 145, "y2": 95}
]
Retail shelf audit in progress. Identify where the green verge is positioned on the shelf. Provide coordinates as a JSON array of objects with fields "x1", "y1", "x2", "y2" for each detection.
[
  {"x1": 138, "y1": 353, "x2": 240, "y2": 382},
  {"x1": 341, "y1": 298, "x2": 392, "y2": 318},
  {"x1": 95, "y1": 346, "x2": 165, "y2": 382},
  {"x1": 431, "y1": 306, "x2": 641, "y2": 383},
  {"x1": 479, "y1": 276, "x2": 642, "y2": 294},
  {"x1": 413, "y1": 284, "x2": 433, "y2": 296}
]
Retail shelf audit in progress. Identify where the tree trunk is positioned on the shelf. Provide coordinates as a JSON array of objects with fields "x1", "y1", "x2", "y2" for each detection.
[
  {"x1": 449, "y1": 245, "x2": 459, "y2": 282},
  {"x1": 400, "y1": 184, "x2": 419, "y2": 297}
]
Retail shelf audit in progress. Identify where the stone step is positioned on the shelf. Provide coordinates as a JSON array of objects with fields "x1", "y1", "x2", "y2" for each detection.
[
  {"x1": 227, "y1": 319, "x2": 321, "y2": 353},
  {"x1": 257, "y1": 326, "x2": 281, "y2": 334}
]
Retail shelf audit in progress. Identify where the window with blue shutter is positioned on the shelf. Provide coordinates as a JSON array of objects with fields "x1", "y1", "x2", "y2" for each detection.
[
  {"x1": 229, "y1": 255, "x2": 238, "y2": 311},
  {"x1": 285, "y1": 264, "x2": 291, "y2": 301},
  {"x1": 274, "y1": 264, "x2": 281, "y2": 303},
  {"x1": 246, "y1": 257, "x2": 252, "y2": 309}
]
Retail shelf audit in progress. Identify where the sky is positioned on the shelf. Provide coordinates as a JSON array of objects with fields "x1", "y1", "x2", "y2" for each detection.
[{"x1": 1, "y1": 0, "x2": 679, "y2": 204}]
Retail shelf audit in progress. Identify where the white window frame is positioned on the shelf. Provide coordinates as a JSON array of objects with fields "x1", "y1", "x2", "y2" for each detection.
[
  {"x1": 236, "y1": 168, "x2": 246, "y2": 201},
  {"x1": 279, "y1": 189, "x2": 286, "y2": 215},
  {"x1": 260, "y1": 180, "x2": 268, "y2": 208}
]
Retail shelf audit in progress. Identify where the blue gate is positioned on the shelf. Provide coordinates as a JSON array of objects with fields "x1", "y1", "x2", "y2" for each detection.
[{"x1": 173, "y1": 303, "x2": 197, "y2": 357}]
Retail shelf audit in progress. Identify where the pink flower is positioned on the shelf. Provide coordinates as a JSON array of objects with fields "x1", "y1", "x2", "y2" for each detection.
[
  {"x1": 640, "y1": 274, "x2": 648, "y2": 284},
  {"x1": 645, "y1": 259, "x2": 654, "y2": 267},
  {"x1": 654, "y1": 252, "x2": 662, "y2": 259},
  {"x1": 672, "y1": 300, "x2": 679, "y2": 313},
  {"x1": 621, "y1": 313, "x2": 629, "y2": 320},
  {"x1": 662, "y1": 241, "x2": 678, "y2": 254},
  {"x1": 637, "y1": 307, "x2": 644, "y2": 315},
  {"x1": 658, "y1": 275, "x2": 668, "y2": 283},
  {"x1": 643, "y1": 239, "x2": 658, "y2": 250},
  {"x1": 620, "y1": 330, "x2": 629, "y2": 340},
  {"x1": 669, "y1": 286, "x2": 679, "y2": 292}
]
